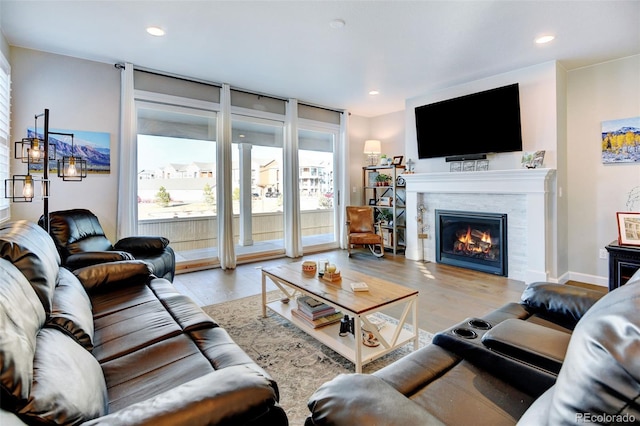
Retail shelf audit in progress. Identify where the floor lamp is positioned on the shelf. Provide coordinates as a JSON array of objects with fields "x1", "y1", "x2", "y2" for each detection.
[{"x1": 4, "y1": 109, "x2": 87, "y2": 233}]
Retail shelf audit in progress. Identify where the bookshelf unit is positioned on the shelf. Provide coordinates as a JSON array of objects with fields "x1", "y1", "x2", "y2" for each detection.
[{"x1": 362, "y1": 164, "x2": 406, "y2": 255}]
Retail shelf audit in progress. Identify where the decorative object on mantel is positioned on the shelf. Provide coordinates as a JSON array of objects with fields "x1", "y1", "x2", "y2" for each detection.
[
  {"x1": 462, "y1": 160, "x2": 476, "y2": 172},
  {"x1": 392, "y1": 155, "x2": 403, "y2": 165},
  {"x1": 363, "y1": 139, "x2": 382, "y2": 166},
  {"x1": 616, "y1": 212, "x2": 640, "y2": 246},
  {"x1": 450, "y1": 161, "x2": 462, "y2": 172},
  {"x1": 476, "y1": 159, "x2": 489, "y2": 171},
  {"x1": 601, "y1": 116, "x2": 640, "y2": 164},
  {"x1": 521, "y1": 150, "x2": 545, "y2": 168},
  {"x1": 405, "y1": 158, "x2": 415, "y2": 173}
]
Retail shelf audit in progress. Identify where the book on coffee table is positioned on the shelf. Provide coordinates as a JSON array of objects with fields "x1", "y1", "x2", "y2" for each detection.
[
  {"x1": 297, "y1": 295, "x2": 331, "y2": 313},
  {"x1": 291, "y1": 309, "x2": 344, "y2": 329},
  {"x1": 350, "y1": 281, "x2": 369, "y2": 292}
]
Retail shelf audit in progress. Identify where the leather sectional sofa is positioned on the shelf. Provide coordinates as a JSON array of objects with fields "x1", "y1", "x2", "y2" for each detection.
[
  {"x1": 306, "y1": 275, "x2": 640, "y2": 425},
  {"x1": 0, "y1": 220, "x2": 288, "y2": 425}
]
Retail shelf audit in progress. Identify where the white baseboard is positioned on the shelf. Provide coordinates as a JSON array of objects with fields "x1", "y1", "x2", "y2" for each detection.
[{"x1": 563, "y1": 271, "x2": 608, "y2": 288}]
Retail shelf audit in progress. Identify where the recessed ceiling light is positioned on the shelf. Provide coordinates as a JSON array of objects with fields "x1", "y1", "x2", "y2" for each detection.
[
  {"x1": 146, "y1": 26, "x2": 166, "y2": 37},
  {"x1": 329, "y1": 19, "x2": 346, "y2": 29},
  {"x1": 535, "y1": 35, "x2": 555, "y2": 44},
  {"x1": 369, "y1": 90, "x2": 380, "y2": 96}
]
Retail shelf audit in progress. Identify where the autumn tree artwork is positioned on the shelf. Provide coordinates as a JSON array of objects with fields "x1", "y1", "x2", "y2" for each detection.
[{"x1": 601, "y1": 116, "x2": 640, "y2": 164}]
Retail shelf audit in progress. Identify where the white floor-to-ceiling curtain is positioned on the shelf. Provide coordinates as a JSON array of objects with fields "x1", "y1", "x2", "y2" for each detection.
[
  {"x1": 116, "y1": 63, "x2": 138, "y2": 240},
  {"x1": 285, "y1": 99, "x2": 303, "y2": 257},
  {"x1": 217, "y1": 84, "x2": 236, "y2": 269}
]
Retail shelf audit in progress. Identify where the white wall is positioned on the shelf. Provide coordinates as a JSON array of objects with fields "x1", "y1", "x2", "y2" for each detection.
[
  {"x1": 9, "y1": 47, "x2": 120, "y2": 240},
  {"x1": 566, "y1": 54, "x2": 640, "y2": 286},
  {"x1": 347, "y1": 114, "x2": 369, "y2": 206},
  {"x1": 347, "y1": 110, "x2": 404, "y2": 205}
]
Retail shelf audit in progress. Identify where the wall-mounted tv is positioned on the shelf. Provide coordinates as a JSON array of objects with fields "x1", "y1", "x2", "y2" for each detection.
[{"x1": 415, "y1": 83, "x2": 523, "y2": 160}]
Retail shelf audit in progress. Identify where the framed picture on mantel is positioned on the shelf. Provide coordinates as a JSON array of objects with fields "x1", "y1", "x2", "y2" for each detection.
[{"x1": 617, "y1": 212, "x2": 640, "y2": 246}]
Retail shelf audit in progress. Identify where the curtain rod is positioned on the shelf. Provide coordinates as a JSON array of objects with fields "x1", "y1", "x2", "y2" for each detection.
[
  {"x1": 230, "y1": 87, "x2": 289, "y2": 103},
  {"x1": 298, "y1": 101, "x2": 345, "y2": 115}
]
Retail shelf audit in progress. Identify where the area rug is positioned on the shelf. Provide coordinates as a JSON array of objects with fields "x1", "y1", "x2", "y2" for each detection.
[{"x1": 202, "y1": 291, "x2": 433, "y2": 425}]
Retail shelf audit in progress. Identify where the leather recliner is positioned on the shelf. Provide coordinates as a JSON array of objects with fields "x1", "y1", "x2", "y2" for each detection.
[
  {"x1": 41, "y1": 209, "x2": 175, "y2": 281},
  {"x1": 306, "y1": 278, "x2": 639, "y2": 425}
]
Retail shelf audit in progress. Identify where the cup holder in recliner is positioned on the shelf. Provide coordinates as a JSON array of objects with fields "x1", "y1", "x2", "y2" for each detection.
[
  {"x1": 467, "y1": 318, "x2": 492, "y2": 330},
  {"x1": 451, "y1": 328, "x2": 477, "y2": 339}
]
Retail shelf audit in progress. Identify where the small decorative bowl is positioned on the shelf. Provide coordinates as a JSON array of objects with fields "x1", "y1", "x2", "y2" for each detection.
[{"x1": 302, "y1": 261, "x2": 317, "y2": 274}]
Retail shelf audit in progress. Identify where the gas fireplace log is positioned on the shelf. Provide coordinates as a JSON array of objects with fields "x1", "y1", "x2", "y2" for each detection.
[{"x1": 471, "y1": 229, "x2": 490, "y2": 240}]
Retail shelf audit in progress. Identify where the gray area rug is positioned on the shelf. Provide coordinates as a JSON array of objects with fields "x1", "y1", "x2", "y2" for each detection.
[{"x1": 202, "y1": 291, "x2": 433, "y2": 425}]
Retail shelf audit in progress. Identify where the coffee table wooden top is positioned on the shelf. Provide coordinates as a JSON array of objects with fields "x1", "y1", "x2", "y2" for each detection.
[{"x1": 262, "y1": 262, "x2": 418, "y2": 315}]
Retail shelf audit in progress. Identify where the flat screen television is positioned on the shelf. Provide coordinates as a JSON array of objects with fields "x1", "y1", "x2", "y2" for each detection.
[{"x1": 415, "y1": 83, "x2": 523, "y2": 160}]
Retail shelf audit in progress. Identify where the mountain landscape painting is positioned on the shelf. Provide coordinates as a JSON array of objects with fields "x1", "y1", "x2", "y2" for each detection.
[
  {"x1": 27, "y1": 128, "x2": 110, "y2": 173},
  {"x1": 601, "y1": 117, "x2": 640, "y2": 164}
]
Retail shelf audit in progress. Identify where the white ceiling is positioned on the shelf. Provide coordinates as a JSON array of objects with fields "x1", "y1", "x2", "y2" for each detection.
[{"x1": 1, "y1": 1, "x2": 639, "y2": 117}]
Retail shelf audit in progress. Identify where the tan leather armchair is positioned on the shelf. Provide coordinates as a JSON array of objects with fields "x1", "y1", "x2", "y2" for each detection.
[{"x1": 345, "y1": 206, "x2": 384, "y2": 257}]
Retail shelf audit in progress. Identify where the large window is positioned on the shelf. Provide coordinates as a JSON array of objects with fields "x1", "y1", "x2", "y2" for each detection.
[
  {"x1": 136, "y1": 103, "x2": 218, "y2": 265},
  {"x1": 298, "y1": 127, "x2": 337, "y2": 248},
  {"x1": 298, "y1": 104, "x2": 343, "y2": 251},
  {"x1": 129, "y1": 70, "x2": 346, "y2": 269},
  {"x1": 231, "y1": 117, "x2": 285, "y2": 258}
]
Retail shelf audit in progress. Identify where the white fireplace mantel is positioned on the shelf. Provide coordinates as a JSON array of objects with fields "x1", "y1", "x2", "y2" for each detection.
[{"x1": 403, "y1": 168, "x2": 556, "y2": 284}]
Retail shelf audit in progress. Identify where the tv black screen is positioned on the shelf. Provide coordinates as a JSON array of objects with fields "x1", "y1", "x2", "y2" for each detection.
[{"x1": 415, "y1": 83, "x2": 523, "y2": 159}]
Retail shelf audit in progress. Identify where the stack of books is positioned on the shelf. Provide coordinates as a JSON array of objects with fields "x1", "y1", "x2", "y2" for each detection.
[{"x1": 292, "y1": 296, "x2": 343, "y2": 328}]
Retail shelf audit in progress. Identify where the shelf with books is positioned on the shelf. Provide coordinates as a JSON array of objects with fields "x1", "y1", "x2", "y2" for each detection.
[
  {"x1": 265, "y1": 298, "x2": 417, "y2": 368},
  {"x1": 362, "y1": 164, "x2": 406, "y2": 254}
]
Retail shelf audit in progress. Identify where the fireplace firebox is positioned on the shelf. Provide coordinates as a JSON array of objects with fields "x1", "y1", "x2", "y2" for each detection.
[{"x1": 435, "y1": 210, "x2": 507, "y2": 276}]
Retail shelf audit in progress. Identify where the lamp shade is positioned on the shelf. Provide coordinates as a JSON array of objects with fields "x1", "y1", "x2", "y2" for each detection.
[{"x1": 363, "y1": 139, "x2": 381, "y2": 154}]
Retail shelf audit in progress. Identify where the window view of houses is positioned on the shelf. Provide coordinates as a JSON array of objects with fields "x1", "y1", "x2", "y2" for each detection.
[{"x1": 137, "y1": 135, "x2": 333, "y2": 220}]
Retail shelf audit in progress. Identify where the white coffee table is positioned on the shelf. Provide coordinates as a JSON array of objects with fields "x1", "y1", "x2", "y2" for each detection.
[{"x1": 262, "y1": 262, "x2": 419, "y2": 373}]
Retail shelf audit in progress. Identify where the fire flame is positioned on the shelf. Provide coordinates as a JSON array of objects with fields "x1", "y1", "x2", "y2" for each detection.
[{"x1": 456, "y1": 226, "x2": 492, "y2": 253}]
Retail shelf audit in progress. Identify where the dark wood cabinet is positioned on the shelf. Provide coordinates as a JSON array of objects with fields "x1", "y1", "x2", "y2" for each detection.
[{"x1": 605, "y1": 240, "x2": 640, "y2": 291}]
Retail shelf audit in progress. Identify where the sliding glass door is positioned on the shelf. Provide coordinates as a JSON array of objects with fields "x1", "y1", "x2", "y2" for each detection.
[
  {"x1": 136, "y1": 102, "x2": 218, "y2": 267},
  {"x1": 298, "y1": 126, "x2": 339, "y2": 250},
  {"x1": 231, "y1": 116, "x2": 285, "y2": 259}
]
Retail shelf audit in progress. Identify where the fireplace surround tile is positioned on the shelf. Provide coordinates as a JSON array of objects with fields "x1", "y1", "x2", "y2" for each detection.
[{"x1": 404, "y1": 169, "x2": 556, "y2": 284}]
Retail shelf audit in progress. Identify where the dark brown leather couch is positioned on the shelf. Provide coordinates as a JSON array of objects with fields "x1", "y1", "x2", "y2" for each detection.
[
  {"x1": 41, "y1": 209, "x2": 176, "y2": 281},
  {"x1": 0, "y1": 220, "x2": 288, "y2": 426},
  {"x1": 306, "y1": 277, "x2": 640, "y2": 425}
]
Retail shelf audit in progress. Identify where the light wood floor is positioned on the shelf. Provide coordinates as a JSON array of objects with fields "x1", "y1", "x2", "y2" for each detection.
[{"x1": 173, "y1": 249, "x2": 605, "y2": 334}]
